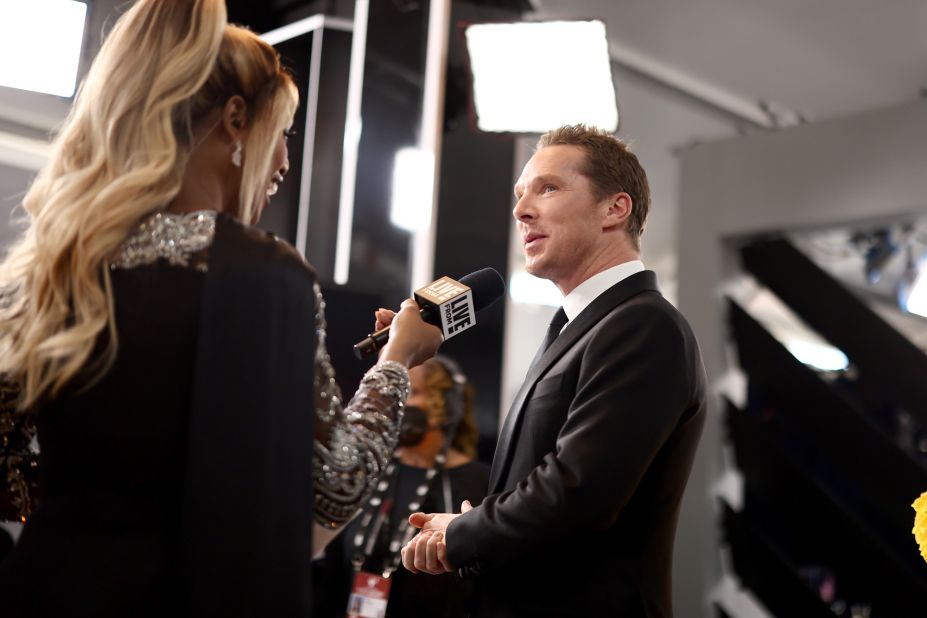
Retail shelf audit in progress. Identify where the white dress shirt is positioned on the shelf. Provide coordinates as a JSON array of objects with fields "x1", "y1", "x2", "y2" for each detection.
[{"x1": 561, "y1": 260, "x2": 646, "y2": 329}]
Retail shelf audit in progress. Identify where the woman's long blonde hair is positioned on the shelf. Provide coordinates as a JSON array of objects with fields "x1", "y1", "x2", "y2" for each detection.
[{"x1": 0, "y1": 0, "x2": 298, "y2": 409}]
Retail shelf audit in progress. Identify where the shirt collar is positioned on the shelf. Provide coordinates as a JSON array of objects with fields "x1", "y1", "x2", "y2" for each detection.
[{"x1": 561, "y1": 260, "x2": 645, "y2": 324}]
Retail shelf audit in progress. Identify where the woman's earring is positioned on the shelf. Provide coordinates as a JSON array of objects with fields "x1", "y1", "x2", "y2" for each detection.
[{"x1": 231, "y1": 140, "x2": 243, "y2": 168}]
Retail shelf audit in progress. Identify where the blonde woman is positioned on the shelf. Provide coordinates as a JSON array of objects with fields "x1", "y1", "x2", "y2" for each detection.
[{"x1": 0, "y1": 1, "x2": 441, "y2": 616}]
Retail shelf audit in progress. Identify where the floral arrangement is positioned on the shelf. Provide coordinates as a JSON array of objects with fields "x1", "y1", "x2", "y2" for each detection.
[{"x1": 914, "y1": 491, "x2": 927, "y2": 563}]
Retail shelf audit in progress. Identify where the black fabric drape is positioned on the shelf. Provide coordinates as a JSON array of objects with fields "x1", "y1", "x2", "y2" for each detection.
[{"x1": 180, "y1": 214, "x2": 316, "y2": 616}]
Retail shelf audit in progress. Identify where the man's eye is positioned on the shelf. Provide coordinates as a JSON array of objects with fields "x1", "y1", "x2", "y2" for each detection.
[
  {"x1": 542, "y1": 185, "x2": 556, "y2": 193},
  {"x1": 284, "y1": 128, "x2": 298, "y2": 141}
]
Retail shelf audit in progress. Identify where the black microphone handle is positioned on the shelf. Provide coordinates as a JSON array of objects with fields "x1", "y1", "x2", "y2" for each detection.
[{"x1": 352, "y1": 305, "x2": 438, "y2": 360}]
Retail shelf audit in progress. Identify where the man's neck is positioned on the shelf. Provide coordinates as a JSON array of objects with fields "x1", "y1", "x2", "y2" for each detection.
[{"x1": 556, "y1": 248, "x2": 641, "y2": 296}]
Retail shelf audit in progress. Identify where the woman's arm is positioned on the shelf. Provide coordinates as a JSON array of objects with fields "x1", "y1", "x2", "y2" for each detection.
[{"x1": 311, "y1": 282, "x2": 411, "y2": 531}]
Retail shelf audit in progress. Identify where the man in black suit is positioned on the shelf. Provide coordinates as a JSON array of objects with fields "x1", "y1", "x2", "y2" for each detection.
[{"x1": 401, "y1": 124, "x2": 707, "y2": 617}]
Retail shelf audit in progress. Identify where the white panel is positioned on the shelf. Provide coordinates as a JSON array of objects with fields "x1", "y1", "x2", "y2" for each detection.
[
  {"x1": 0, "y1": 1, "x2": 87, "y2": 97},
  {"x1": 465, "y1": 20, "x2": 618, "y2": 134}
]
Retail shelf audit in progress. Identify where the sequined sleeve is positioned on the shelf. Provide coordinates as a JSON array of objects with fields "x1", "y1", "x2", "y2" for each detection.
[
  {"x1": 0, "y1": 380, "x2": 39, "y2": 522},
  {"x1": 311, "y1": 282, "x2": 409, "y2": 528}
]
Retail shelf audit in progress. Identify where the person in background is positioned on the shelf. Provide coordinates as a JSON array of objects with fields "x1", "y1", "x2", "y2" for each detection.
[
  {"x1": 0, "y1": 1, "x2": 441, "y2": 616},
  {"x1": 402, "y1": 125, "x2": 707, "y2": 618},
  {"x1": 313, "y1": 356, "x2": 490, "y2": 618},
  {"x1": 0, "y1": 527, "x2": 12, "y2": 562}
]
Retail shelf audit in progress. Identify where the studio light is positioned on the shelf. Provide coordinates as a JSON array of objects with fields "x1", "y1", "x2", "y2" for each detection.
[
  {"x1": 390, "y1": 147, "x2": 434, "y2": 232},
  {"x1": 905, "y1": 271, "x2": 927, "y2": 318},
  {"x1": 898, "y1": 247, "x2": 927, "y2": 318},
  {"x1": 0, "y1": 1, "x2": 88, "y2": 98},
  {"x1": 463, "y1": 20, "x2": 618, "y2": 134},
  {"x1": 785, "y1": 339, "x2": 849, "y2": 372}
]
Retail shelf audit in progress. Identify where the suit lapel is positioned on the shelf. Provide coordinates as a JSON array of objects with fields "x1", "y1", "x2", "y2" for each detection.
[{"x1": 488, "y1": 271, "x2": 659, "y2": 493}]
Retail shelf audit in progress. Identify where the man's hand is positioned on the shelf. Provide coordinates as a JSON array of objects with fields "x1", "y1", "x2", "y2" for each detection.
[{"x1": 401, "y1": 500, "x2": 473, "y2": 575}]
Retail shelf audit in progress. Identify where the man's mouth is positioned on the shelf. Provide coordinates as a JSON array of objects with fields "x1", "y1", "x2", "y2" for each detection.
[{"x1": 523, "y1": 232, "x2": 546, "y2": 247}]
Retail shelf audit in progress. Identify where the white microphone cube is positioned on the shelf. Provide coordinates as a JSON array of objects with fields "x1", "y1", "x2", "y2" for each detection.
[{"x1": 414, "y1": 276, "x2": 476, "y2": 340}]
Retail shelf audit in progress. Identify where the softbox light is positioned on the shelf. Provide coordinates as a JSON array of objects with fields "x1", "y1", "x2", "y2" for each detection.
[
  {"x1": 463, "y1": 19, "x2": 618, "y2": 134},
  {"x1": 0, "y1": 1, "x2": 87, "y2": 98}
]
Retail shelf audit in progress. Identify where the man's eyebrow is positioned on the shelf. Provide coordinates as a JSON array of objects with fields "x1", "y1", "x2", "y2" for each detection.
[{"x1": 533, "y1": 173, "x2": 564, "y2": 185}]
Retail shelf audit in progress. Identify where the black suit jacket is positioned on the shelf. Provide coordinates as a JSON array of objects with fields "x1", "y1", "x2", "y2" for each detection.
[{"x1": 446, "y1": 271, "x2": 706, "y2": 618}]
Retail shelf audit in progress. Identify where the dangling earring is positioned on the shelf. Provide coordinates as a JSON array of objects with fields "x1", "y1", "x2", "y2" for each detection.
[{"x1": 231, "y1": 140, "x2": 243, "y2": 168}]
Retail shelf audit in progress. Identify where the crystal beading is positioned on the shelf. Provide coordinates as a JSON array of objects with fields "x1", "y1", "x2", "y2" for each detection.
[
  {"x1": 0, "y1": 378, "x2": 38, "y2": 521},
  {"x1": 110, "y1": 210, "x2": 217, "y2": 272},
  {"x1": 311, "y1": 281, "x2": 410, "y2": 528}
]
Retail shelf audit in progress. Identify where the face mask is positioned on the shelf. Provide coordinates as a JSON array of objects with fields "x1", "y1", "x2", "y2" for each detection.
[{"x1": 397, "y1": 405, "x2": 429, "y2": 447}]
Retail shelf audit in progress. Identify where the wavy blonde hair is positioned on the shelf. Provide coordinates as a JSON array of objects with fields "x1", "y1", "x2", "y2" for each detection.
[{"x1": 0, "y1": 0, "x2": 298, "y2": 409}]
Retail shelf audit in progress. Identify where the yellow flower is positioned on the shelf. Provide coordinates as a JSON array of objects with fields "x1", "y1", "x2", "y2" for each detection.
[{"x1": 914, "y1": 491, "x2": 927, "y2": 563}]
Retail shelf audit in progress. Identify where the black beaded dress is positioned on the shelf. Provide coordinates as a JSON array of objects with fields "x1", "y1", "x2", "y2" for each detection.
[{"x1": 0, "y1": 211, "x2": 410, "y2": 617}]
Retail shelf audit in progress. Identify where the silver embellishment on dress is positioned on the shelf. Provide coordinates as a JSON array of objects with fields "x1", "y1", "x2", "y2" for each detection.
[
  {"x1": 0, "y1": 378, "x2": 38, "y2": 521},
  {"x1": 110, "y1": 210, "x2": 217, "y2": 272},
  {"x1": 311, "y1": 281, "x2": 410, "y2": 528}
]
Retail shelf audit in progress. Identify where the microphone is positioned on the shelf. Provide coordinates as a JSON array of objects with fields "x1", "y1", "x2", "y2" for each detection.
[{"x1": 353, "y1": 268, "x2": 505, "y2": 359}]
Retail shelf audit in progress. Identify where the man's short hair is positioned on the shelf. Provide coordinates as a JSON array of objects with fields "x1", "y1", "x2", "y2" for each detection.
[{"x1": 538, "y1": 124, "x2": 650, "y2": 248}]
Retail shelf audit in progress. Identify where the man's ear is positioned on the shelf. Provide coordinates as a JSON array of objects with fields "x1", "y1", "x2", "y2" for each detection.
[
  {"x1": 603, "y1": 192, "x2": 633, "y2": 231},
  {"x1": 221, "y1": 95, "x2": 249, "y2": 142}
]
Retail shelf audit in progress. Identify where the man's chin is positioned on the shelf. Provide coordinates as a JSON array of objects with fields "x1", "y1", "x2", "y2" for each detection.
[{"x1": 523, "y1": 257, "x2": 545, "y2": 276}]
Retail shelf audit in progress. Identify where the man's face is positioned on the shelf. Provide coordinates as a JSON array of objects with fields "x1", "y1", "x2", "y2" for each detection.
[{"x1": 513, "y1": 145, "x2": 611, "y2": 292}]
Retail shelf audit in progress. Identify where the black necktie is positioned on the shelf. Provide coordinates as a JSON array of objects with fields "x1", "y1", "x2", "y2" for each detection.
[{"x1": 542, "y1": 307, "x2": 569, "y2": 352}]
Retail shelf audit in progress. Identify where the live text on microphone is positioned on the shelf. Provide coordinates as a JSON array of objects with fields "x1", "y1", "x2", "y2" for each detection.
[{"x1": 352, "y1": 268, "x2": 505, "y2": 359}]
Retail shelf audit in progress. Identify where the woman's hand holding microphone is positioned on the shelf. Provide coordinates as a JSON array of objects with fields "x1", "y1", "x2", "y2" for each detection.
[{"x1": 376, "y1": 300, "x2": 443, "y2": 369}]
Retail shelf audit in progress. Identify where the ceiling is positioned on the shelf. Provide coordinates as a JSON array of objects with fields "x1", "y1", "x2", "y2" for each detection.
[
  {"x1": 5, "y1": 0, "x2": 925, "y2": 156},
  {"x1": 532, "y1": 0, "x2": 927, "y2": 122}
]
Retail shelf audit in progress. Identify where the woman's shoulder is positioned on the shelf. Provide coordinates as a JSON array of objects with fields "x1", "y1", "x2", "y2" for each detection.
[
  {"x1": 212, "y1": 212, "x2": 315, "y2": 281},
  {"x1": 110, "y1": 210, "x2": 316, "y2": 283},
  {"x1": 110, "y1": 210, "x2": 217, "y2": 273}
]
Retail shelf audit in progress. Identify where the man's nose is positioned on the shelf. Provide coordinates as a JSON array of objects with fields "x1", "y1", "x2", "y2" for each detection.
[{"x1": 513, "y1": 196, "x2": 533, "y2": 221}]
